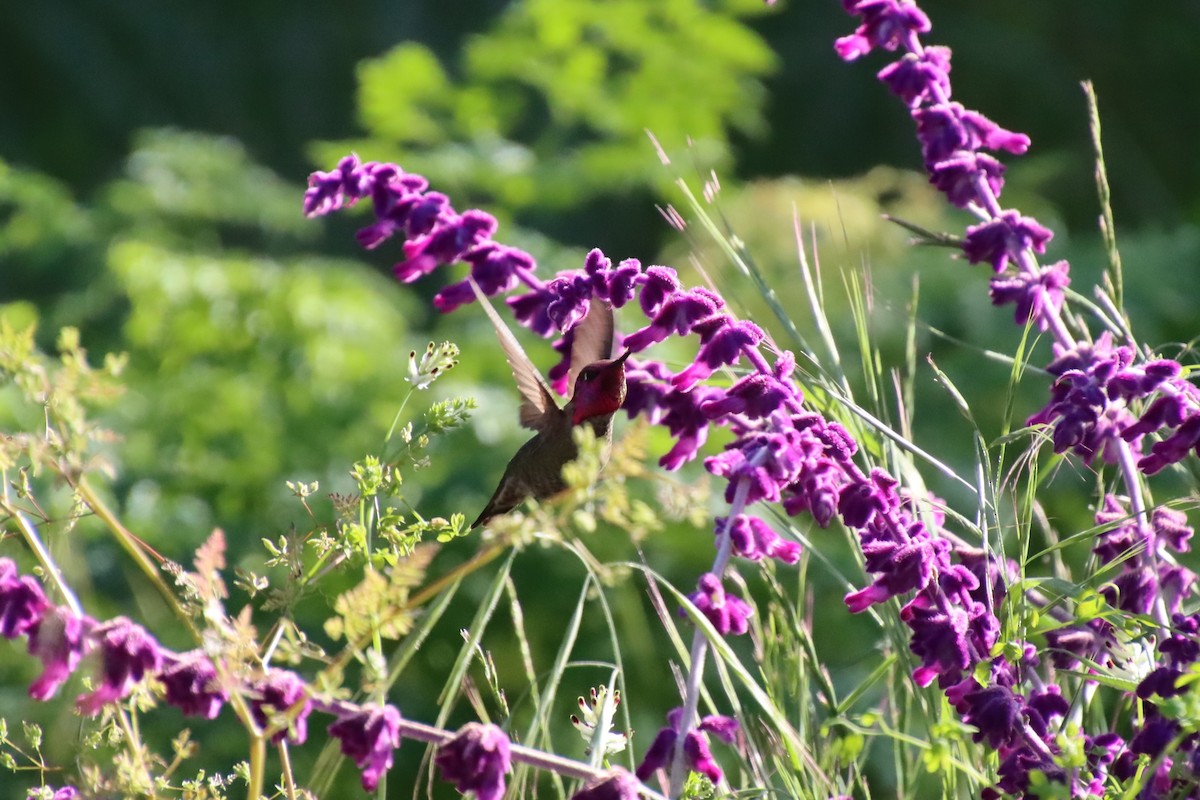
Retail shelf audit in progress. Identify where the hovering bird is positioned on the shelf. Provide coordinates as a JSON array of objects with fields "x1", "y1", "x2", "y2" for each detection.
[{"x1": 468, "y1": 279, "x2": 631, "y2": 529}]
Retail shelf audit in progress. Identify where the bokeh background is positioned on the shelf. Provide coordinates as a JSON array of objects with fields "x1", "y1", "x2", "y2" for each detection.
[{"x1": 3, "y1": 0, "x2": 1200, "y2": 794}]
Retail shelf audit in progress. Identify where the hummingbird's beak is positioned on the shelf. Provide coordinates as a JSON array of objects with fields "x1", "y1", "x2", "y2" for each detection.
[{"x1": 613, "y1": 348, "x2": 634, "y2": 366}]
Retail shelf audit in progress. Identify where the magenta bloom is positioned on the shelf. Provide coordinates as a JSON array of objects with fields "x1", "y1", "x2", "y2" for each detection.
[
  {"x1": 0, "y1": 557, "x2": 49, "y2": 639},
  {"x1": 249, "y1": 669, "x2": 311, "y2": 744},
  {"x1": 635, "y1": 708, "x2": 739, "y2": 784},
  {"x1": 721, "y1": 514, "x2": 802, "y2": 565},
  {"x1": 159, "y1": 651, "x2": 227, "y2": 719},
  {"x1": 687, "y1": 573, "x2": 752, "y2": 637},
  {"x1": 76, "y1": 617, "x2": 163, "y2": 715},
  {"x1": 570, "y1": 767, "x2": 642, "y2": 800},
  {"x1": 434, "y1": 722, "x2": 512, "y2": 800},
  {"x1": 327, "y1": 703, "x2": 403, "y2": 792},
  {"x1": 28, "y1": 606, "x2": 89, "y2": 700},
  {"x1": 962, "y1": 210, "x2": 1053, "y2": 273}
]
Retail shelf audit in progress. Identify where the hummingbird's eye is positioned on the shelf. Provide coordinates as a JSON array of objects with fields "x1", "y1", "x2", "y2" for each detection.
[{"x1": 580, "y1": 370, "x2": 595, "y2": 382}]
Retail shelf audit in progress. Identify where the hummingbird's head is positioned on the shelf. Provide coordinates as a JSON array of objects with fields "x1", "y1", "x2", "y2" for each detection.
[{"x1": 570, "y1": 349, "x2": 633, "y2": 424}]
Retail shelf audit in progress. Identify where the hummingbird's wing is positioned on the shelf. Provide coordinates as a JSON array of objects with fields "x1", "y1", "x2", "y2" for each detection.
[
  {"x1": 566, "y1": 297, "x2": 614, "y2": 398},
  {"x1": 468, "y1": 277, "x2": 561, "y2": 431}
]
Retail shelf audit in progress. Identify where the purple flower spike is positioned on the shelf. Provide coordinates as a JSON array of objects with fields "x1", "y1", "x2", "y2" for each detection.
[
  {"x1": 687, "y1": 573, "x2": 752, "y2": 636},
  {"x1": 928, "y1": 151, "x2": 1005, "y2": 209},
  {"x1": 835, "y1": 0, "x2": 932, "y2": 61},
  {"x1": 624, "y1": 288, "x2": 724, "y2": 352},
  {"x1": 988, "y1": 260, "x2": 1069, "y2": 330},
  {"x1": 1152, "y1": 505, "x2": 1193, "y2": 552},
  {"x1": 634, "y1": 724, "x2": 676, "y2": 781},
  {"x1": 0, "y1": 557, "x2": 50, "y2": 639},
  {"x1": 249, "y1": 669, "x2": 312, "y2": 745},
  {"x1": 683, "y1": 729, "x2": 723, "y2": 783},
  {"x1": 959, "y1": 683, "x2": 1023, "y2": 749},
  {"x1": 28, "y1": 606, "x2": 89, "y2": 701},
  {"x1": 699, "y1": 374, "x2": 791, "y2": 420},
  {"x1": 76, "y1": 617, "x2": 164, "y2": 715},
  {"x1": 587, "y1": 251, "x2": 642, "y2": 308},
  {"x1": 878, "y1": 46, "x2": 951, "y2": 107},
  {"x1": 722, "y1": 514, "x2": 802, "y2": 564},
  {"x1": 963, "y1": 210, "x2": 1053, "y2": 273},
  {"x1": 636, "y1": 708, "x2": 736, "y2": 784},
  {"x1": 638, "y1": 266, "x2": 682, "y2": 317},
  {"x1": 159, "y1": 651, "x2": 227, "y2": 719},
  {"x1": 900, "y1": 590, "x2": 973, "y2": 684},
  {"x1": 434, "y1": 722, "x2": 512, "y2": 800},
  {"x1": 673, "y1": 318, "x2": 764, "y2": 391},
  {"x1": 698, "y1": 714, "x2": 739, "y2": 743},
  {"x1": 570, "y1": 767, "x2": 642, "y2": 800},
  {"x1": 328, "y1": 703, "x2": 403, "y2": 792}
]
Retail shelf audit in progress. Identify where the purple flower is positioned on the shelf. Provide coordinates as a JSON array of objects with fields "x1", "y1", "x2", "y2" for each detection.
[
  {"x1": 706, "y1": 425, "x2": 806, "y2": 505},
  {"x1": 656, "y1": 385, "x2": 721, "y2": 470},
  {"x1": 962, "y1": 210, "x2": 1053, "y2": 273},
  {"x1": 672, "y1": 317, "x2": 765, "y2": 391},
  {"x1": 988, "y1": 260, "x2": 1069, "y2": 330},
  {"x1": 958, "y1": 683, "x2": 1023, "y2": 749},
  {"x1": 722, "y1": 514, "x2": 802, "y2": 565},
  {"x1": 835, "y1": 0, "x2": 931, "y2": 61},
  {"x1": 637, "y1": 266, "x2": 681, "y2": 317},
  {"x1": 434, "y1": 722, "x2": 512, "y2": 800},
  {"x1": 0, "y1": 557, "x2": 49, "y2": 639},
  {"x1": 635, "y1": 708, "x2": 738, "y2": 784},
  {"x1": 837, "y1": 469, "x2": 899, "y2": 529},
  {"x1": 699, "y1": 373, "x2": 791, "y2": 420},
  {"x1": 249, "y1": 669, "x2": 311, "y2": 744},
  {"x1": 1026, "y1": 332, "x2": 1141, "y2": 464},
  {"x1": 916, "y1": 103, "x2": 1030, "y2": 164},
  {"x1": 76, "y1": 617, "x2": 163, "y2": 715},
  {"x1": 878, "y1": 46, "x2": 951, "y2": 107},
  {"x1": 899, "y1": 589, "x2": 972, "y2": 685},
  {"x1": 634, "y1": 724, "x2": 675, "y2": 781},
  {"x1": 328, "y1": 703, "x2": 402, "y2": 792},
  {"x1": 585, "y1": 250, "x2": 642, "y2": 308},
  {"x1": 570, "y1": 767, "x2": 642, "y2": 800},
  {"x1": 48, "y1": 788, "x2": 79, "y2": 800},
  {"x1": 28, "y1": 606, "x2": 89, "y2": 701},
  {"x1": 1152, "y1": 505, "x2": 1193, "y2": 552},
  {"x1": 623, "y1": 288, "x2": 724, "y2": 352},
  {"x1": 687, "y1": 573, "x2": 752, "y2": 636},
  {"x1": 159, "y1": 651, "x2": 226, "y2": 719},
  {"x1": 844, "y1": 524, "x2": 939, "y2": 612},
  {"x1": 433, "y1": 243, "x2": 534, "y2": 312},
  {"x1": 928, "y1": 151, "x2": 1005, "y2": 209}
]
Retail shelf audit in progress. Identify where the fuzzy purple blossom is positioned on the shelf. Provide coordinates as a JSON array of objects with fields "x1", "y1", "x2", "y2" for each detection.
[
  {"x1": 159, "y1": 651, "x2": 226, "y2": 719},
  {"x1": 76, "y1": 617, "x2": 163, "y2": 715},
  {"x1": 434, "y1": 722, "x2": 512, "y2": 800},
  {"x1": 327, "y1": 703, "x2": 402, "y2": 792},
  {"x1": 834, "y1": 0, "x2": 930, "y2": 61},
  {"x1": 635, "y1": 708, "x2": 738, "y2": 784},
  {"x1": 962, "y1": 211, "x2": 1053, "y2": 273},
  {"x1": 570, "y1": 767, "x2": 642, "y2": 800},
  {"x1": 687, "y1": 573, "x2": 752, "y2": 636},
  {"x1": 721, "y1": 514, "x2": 802, "y2": 564},
  {"x1": 249, "y1": 669, "x2": 311, "y2": 745},
  {"x1": 988, "y1": 260, "x2": 1069, "y2": 331},
  {"x1": 28, "y1": 606, "x2": 89, "y2": 701},
  {"x1": 0, "y1": 557, "x2": 49, "y2": 639}
]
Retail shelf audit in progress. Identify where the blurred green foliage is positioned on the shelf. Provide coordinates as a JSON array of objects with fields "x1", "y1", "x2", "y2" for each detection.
[{"x1": 315, "y1": 0, "x2": 775, "y2": 216}]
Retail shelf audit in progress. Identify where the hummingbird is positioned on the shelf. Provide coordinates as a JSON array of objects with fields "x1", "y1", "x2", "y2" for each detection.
[{"x1": 467, "y1": 278, "x2": 631, "y2": 529}]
